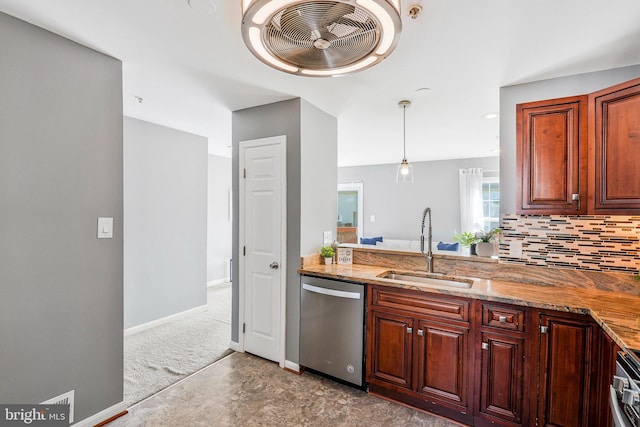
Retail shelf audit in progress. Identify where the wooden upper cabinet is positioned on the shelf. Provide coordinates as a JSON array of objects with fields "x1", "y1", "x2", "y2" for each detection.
[
  {"x1": 589, "y1": 77, "x2": 640, "y2": 214},
  {"x1": 516, "y1": 96, "x2": 588, "y2": 214}
]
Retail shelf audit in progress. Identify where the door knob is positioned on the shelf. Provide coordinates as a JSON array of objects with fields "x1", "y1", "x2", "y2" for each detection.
[{"x1": 269, "y1": 261, "x2": 279, "y2": 270}]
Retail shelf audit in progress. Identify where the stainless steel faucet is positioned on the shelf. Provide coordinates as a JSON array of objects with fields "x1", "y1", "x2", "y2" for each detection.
[{"x1": 420, "y1": 207, "x2": 433, "y2": 273}]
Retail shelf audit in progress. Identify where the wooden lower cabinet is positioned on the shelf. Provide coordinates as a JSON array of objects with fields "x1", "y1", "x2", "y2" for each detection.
[
  {"x1": 367, "y1": 286, "x2": 474, "y2": 425},
  {"x1": 369, "y1": 310, "x2": 414, "y2": 390},
  {"x1": 475, "y1": 331, "x2": 526, "y2": 426},
  {"x1": 366, "y1": 286, "x2": 615, "y2": 427},
  {"x1": 474, "y1": 302, "x2": 530, "y2": 427},
  {"x1": 416, "y1": 320, "x2": 471, "y2": 413},
  {"x1": 595, "y1": 329, "x2": 620, "y2": 427},
  {"x1": 536, "y1": 312, "x2": 599, "y2": 427}
]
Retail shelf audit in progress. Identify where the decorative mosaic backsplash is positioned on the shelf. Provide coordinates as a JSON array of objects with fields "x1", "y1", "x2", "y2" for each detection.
[{"x1": 499, "y1": 215, "x2": 640, "y2": 275}]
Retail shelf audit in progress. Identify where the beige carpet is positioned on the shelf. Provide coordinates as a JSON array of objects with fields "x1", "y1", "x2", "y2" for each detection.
[{"x1": 123, "y1": 283, "x2": 233, "y2": 407}]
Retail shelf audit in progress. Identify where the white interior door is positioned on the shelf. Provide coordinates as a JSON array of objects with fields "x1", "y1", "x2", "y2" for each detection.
[{"x1": 239, "y1": 136, "x2": 286, "y2": 365}]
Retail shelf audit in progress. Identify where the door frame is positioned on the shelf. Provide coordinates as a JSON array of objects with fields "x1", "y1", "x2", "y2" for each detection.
[
  {"x1": 238, "y1": 135, "x2": 287, "y2": 368},
  {"x1": 337, "y1": 182, "x2": 364, "y2": 240}
]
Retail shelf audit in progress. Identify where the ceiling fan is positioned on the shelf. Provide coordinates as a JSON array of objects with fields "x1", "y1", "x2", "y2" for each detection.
[{"x1": 241, "y1": 0, "x2": 402, "y2": 77}]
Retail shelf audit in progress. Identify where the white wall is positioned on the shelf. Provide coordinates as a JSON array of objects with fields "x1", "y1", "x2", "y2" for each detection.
[
  {"x1": 124, "y1": 117, "x2": 208, "y2": 329},
  {"x1": 207, "y1": 154, "x2": 232, "y2": 282},
  {"x1": 339, "y1": 157, "x2": 499, "y2": 243}
]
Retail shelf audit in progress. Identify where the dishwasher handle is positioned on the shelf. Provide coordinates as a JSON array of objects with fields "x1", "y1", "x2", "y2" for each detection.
[{"x1": 302, "y1": 283, "x2": 362, "y2": 300}]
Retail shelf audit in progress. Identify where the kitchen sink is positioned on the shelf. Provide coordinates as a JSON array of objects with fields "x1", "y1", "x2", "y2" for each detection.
[{"x1": 377, "y1": 271, "x2": 474, "y2": 289}]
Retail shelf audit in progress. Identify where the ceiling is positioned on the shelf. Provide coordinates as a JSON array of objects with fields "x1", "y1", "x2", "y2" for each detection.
[{"x1": 1, "y1": 0, "x2": 639, "y2": 166}]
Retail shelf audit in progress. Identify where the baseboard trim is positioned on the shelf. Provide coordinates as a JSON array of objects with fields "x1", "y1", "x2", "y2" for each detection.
[
  {"x1": 124, "y1": 304, "x2": 208, "y2": 336},
  {"x1": 73, "y1": 402, "x2": 127, "y2": 427},
  {"x1": 229, "y1": 340, "x2": 241, "y2": 352},
  {"x1": 284, "y1": 360, "x2": 301, "y2": 373},
  {"x1": 207, "y1": 278, "x2": 231, "y2": 287}
]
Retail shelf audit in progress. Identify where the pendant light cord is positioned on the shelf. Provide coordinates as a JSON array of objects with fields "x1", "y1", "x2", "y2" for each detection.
[{"x1": 403, "y1": 104, "x2": 407, "y2": 160}]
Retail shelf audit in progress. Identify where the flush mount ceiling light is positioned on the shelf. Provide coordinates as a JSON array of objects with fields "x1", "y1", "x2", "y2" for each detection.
[
  {"x1": 241, "y1": 0, "x2": 402, "y2": 77},
  {"x1": 396, "y1": 100, "x2": 414, "y2": 183}
]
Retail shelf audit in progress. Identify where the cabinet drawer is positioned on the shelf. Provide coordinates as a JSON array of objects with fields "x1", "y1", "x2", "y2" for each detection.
[
  {"x1": 371, "y1": 287, "x2": 469, "y2": 322},
  {"x1": 482, "y1": 304, "x2": 525, "y2": 332}
]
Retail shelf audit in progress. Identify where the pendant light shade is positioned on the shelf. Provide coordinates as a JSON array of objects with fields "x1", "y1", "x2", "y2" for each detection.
[{"x1": 396, "y1": 100, "x2": 414, "y2": 183}]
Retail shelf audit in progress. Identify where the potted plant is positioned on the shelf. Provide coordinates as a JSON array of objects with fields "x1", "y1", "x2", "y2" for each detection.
[
  {"x1": 320, "y1": 246, "x2": 335, "y2": 265},
  {"x1": 474, "y1": 228, "x2": 502, "y2": 257},
  {"x1": 453, "y1": 231, "x2": 480, "y2": 255}
]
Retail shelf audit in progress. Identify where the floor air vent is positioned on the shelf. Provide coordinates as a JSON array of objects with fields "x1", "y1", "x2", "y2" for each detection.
[{"x1": 41, "y1": 390, "x2": 74, "y2": 424}]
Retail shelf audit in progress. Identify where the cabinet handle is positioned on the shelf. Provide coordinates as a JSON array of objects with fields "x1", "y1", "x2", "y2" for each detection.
[
  {"x1": 498, "y1": 315, "x2": 507, "y2": 323},
  {"x1": 417, "y1": 330, "x2": 424, "y2": 336},
  {"x1": 572, "y1": 193, "x2": 580, "y2": 211},
  {"x1": 481, "y1": 342, "x2": 489, "y2": 350},
  {"x1": 407, "y1": 327, "x2": 413, "y2": 334}
]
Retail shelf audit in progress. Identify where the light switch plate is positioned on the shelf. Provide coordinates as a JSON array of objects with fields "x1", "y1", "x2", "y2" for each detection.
[
  {"x1": 97, "y1": 217, "x2": 113, "y2": 239},
  {"x1": 323, "y1": 231, "x2": 332, "y2": 245}
]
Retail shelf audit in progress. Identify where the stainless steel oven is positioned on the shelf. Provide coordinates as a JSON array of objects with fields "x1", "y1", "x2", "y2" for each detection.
[{"x1": 611, "y1": 350, "x2": 640, "y2": 427}]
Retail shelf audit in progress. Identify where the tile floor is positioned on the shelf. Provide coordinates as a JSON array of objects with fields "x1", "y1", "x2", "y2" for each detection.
[{"x1": 108, "y1": 352, "x2": 463, "y2": 427}]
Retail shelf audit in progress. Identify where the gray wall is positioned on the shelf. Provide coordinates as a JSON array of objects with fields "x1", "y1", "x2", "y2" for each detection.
[
  {"x1": 124, "y1": 117, "x2": 207, "y2": 329},
  {"x1": 0, "y1": 12, "x2": 123, "y2": 422},
  {"x1": 207, "y1": 154, "x2": 232, "y2": 282},
  {"x1": 339, "y1": 157, "x2": 499, "y2": 243},
  {"x1": 232, "y1": 98, "x2": 338, "y2": 364},
  {"x1": 300, "y1": 100, "x2": 338, "y2": 257},
  {"x1": 232, "y1": 99, "x2": 301, "y2": 348},
  {"x1": 296, "y1": 100, "x2": 338, "y2": 361},
  {"x1": 500, "y1": 64, "x2": 640, "y2": 214}
]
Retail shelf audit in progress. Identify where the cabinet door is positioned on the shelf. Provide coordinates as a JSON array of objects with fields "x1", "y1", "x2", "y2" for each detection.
[
  {"x1": 537, "y1": 313, "x2": 598, "y2": 427},
  {"x1": 595, "y1": 329, "x2": 620, "y2": 427},
  {"x1": 589, "y1": 77, "x2": 640, "y2": 213},
  {"x1": 516, "y1": 96, "x2": 588, "y2": 214},
  {"x1": 416, "y1": 320, "x2": 470, "y2": 410},
  {"x1": 478, "y1": 331, "x2": 525, "y2": 425},
  {"x1": 367, "y1": 310, "x2": 414, "y2": 390}
]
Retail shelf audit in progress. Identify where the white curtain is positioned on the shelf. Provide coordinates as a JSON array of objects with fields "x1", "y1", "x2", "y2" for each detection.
[{"x1": 459, "y1": 168, "x2": 484, "y2": 233}]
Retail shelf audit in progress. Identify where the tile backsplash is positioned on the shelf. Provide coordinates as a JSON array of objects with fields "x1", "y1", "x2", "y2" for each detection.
[{"x1": 499, "y1": 214, "x2": 640, "y2": 275}]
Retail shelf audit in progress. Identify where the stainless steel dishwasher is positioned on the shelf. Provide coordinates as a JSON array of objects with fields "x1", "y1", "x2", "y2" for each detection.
[{"x1": 300, "y1": 275, "x2": 365, "y2": 387}]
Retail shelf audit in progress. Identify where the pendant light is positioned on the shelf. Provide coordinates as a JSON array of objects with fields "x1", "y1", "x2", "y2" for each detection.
[{"x1": 396, "y1": 100, "x2": 414, "y2": 183}]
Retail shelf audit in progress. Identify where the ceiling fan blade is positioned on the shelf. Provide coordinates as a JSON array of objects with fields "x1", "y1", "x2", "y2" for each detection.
[
  {"x1": 322, "y1": 2, "x2": 356, "y2": 27},
  {"x1": 261, "y1": 1, "x2": 384, "y2": 70},
  {"x1": 279, "y1": 4, "x2": 321, "y2": 37}
]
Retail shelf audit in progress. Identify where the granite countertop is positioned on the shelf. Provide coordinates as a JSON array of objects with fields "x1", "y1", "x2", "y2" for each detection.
[{"x1": 299, "y1": 263, "x2": 640, "y2": 352}]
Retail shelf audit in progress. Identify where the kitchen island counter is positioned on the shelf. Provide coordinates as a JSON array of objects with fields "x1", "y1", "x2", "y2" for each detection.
[{"x1": 299, "y1": 262, "x2": 640, "y2": 353}]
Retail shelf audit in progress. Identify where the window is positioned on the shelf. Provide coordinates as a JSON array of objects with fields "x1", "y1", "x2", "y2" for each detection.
[{"x1": 482, "y1": 177, "x2": 500, "y2": 231}]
